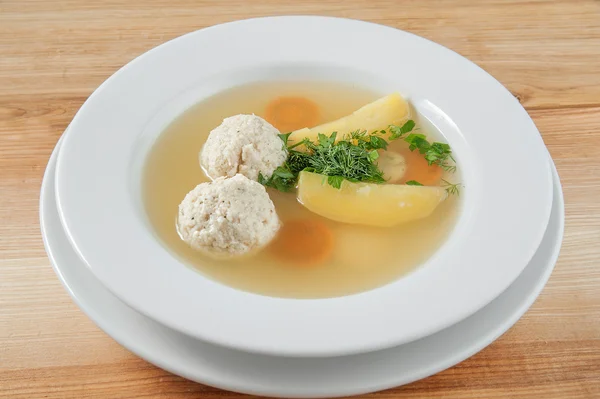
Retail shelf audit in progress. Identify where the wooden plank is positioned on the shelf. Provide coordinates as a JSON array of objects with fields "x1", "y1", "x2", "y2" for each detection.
[
  {"x1": 1, "y1": 1, "x2": 599, "y2": 109},
  {"x1": 1, "y1": 1, "x2": 599, "y2": 398}
]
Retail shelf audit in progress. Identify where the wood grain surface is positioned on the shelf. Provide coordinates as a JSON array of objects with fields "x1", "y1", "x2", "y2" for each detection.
[{"x1": 1, "y1": 1, "x2": 599, "y2": 398}]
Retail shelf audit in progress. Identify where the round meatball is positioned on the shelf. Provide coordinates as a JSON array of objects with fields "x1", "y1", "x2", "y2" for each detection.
[
  {"x1": 200, "y1": 114, "x2": 287, "y2": 181},
  {"x1": 177, "y1": 174, "x2": 280, "y2": 257}
]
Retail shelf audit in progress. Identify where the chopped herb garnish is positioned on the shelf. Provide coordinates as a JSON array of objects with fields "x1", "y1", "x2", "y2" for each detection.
[
  {"x1": 301, "y1": 132, "x2": 386, "y2": 185},
  {"x1": 403, "y1": 133, "x2": 456, "y2": 172},
  {"x1": 368, "y1": 135, "x2": 388, "y2": 150},
  {"x1": 258, "y1": 166, "x2": 297, "y2": 192},
  {"x1": 389, "y1": 120, "x2": 416, "y2": 140},
  {"x1": 259, "y1": 119, "x2": 461, "y2": 194}
]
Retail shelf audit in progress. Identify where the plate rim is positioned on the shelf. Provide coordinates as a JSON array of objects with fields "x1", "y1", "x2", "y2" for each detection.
[{"x1": 41, "y1": 133, "x2": 564, "y2": 398}]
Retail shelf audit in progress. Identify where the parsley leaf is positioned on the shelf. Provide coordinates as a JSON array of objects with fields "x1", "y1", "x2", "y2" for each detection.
[
  {"x1": 389, "y1": 120, "x2": 416, "y2": 140},
  {"x1": 368, "y1": 135, "x2": 388, "y2": 150},
  {"x1": 392, "y1": 125, "x2": 457, "y2": 174},
  {"x1": 278, "y1": 132, "x2": 293, "y2": 147},
  {"x1": 327, "y1": 175, "x2": 345, "y2": 189},
  {"x1": 258, "y1": 166, "x2": 297, "y2": 192},
  {"x1": 404, "y1": 133, "x2": 429, "y2": 153},
  {"x1": 318, "y1": 132, "x2": 337, "y2": 148},
  {"x1": 368, "y1": 149, "x2": 379, "y2": 162}
]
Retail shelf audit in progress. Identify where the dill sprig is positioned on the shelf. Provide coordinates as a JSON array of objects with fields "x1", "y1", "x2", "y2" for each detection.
[
  {"x1": 442, "y1": 179, "x2": 461, "y2": 196},
  {"x1": 260, "y1": 130, "x2": 387, "y2": 191},
  {"x1": 301, "y1": 132, "x2": 386, "y2": 188},
  {"x1": 407, "y1": 179, "x2": 461, "y2": 195}
]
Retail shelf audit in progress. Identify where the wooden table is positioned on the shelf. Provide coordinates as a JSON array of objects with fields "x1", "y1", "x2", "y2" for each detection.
[{"x1": 1, "y1": 1, "x2": 599, "y2": 398}]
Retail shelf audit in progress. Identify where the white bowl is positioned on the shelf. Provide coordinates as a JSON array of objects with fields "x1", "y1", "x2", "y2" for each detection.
[{"x1": 55, "y1": 16, "x2": 553, "y2": 357}]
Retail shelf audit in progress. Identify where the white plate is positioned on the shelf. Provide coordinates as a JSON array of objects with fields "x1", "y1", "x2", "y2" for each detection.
[
  {"x1": 42, "y1": 135, "x2": 563, "y2": 398},
  {"x1": 55, "y1": 16, "x2": 553, "y2": 356}
]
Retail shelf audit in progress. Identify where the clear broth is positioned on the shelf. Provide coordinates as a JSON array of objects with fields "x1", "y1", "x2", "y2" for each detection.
[{"x1": 143, "y1": 81, "x2": 460, "y2": 298}]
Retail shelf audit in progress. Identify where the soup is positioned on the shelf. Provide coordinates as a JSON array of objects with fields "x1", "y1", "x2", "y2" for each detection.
[{"x1": 143, "y1": 81, "x2": 461, "y2": 298}]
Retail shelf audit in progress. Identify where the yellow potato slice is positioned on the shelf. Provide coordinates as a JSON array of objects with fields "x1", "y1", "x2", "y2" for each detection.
[
  {"x1": 297, "y1": 171, "x2": 446, "y2": 227},
  {"x1": 288, "y1": 93, "x2": 411, "y2": 145}
]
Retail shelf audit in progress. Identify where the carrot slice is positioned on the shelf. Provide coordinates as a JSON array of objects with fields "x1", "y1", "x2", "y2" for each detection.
[
  {"x1": 265, "y1": 96, "x2": 320, "y2": 133},
  {"x1": 270, "y1": 219, "x2": 334, "y2": 265}
]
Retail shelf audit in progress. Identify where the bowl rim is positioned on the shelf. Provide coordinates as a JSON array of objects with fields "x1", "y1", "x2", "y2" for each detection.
[{"x1": 54, "y1": 15, "x2": 553, "y2": 357}]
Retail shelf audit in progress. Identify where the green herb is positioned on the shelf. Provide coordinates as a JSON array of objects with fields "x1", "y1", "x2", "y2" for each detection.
[
  {"x1": 404, "y1": 133, "x2": 429, "y2": 152},
  {"x1": 406, "y1": 180, "x2": 424, "y2": 186},
  {"x1": 278, "y1": 132, "x2": 293, "y2": 147},
  {"x1": 368, "y1": 149, "x2": 379, "y2": 162},
  {"x1": 348, "y1": 130, "x2": 389, "y2": 150},
  {"x1": 389, "y1": 120, "x2": 416, "y2": 140},
  {"x1": 260, "y1": 129, "x2": 390, "y2": 191},
  {"x1": 388, "y1": 120, "x2": 458, "y2": 176},
  {"x1": 258, "y1": 166, "x2": 296, "y2": 192},
  {"x1": 259, "y1": 119, "x2": 461, "y2": 194},
  {"x1": 318, "y1": 132, "x2": 337, "y2": 148},
  {"x1": 402, "y1": 132, "x2": 456, "y2": 172},
  {"x1": 327, "y1": 175, "x2": 345, "y2": 189},
  {"x1": 301, "y1": 132, "x2": 386, "y2": 185},
  {"x1": 368, "y1": 135, "x2": 388, "y2": 150},
  {"x1": 442, "y1": 179, "x2": 461, "y2": 196},
  {"x1": 286, "y1": 150, "x2": 312, "y2": 173}
]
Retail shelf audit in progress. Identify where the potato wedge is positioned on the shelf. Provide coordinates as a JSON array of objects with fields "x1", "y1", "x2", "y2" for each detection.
[
  {"x1": 297, "y1": 171, "x2": 446, "y2": 227},
  {"x1": 288, "y1": 93, "x2": 411, "y2": 145}
]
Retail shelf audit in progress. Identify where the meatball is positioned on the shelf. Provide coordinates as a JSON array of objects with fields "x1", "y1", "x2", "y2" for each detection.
[
  {"x1": 177, "y1": 174, "x2": 280, "y2": 257},
  {"x1": 200, "y1": 114, "x2": 287, "y2": 181}
]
